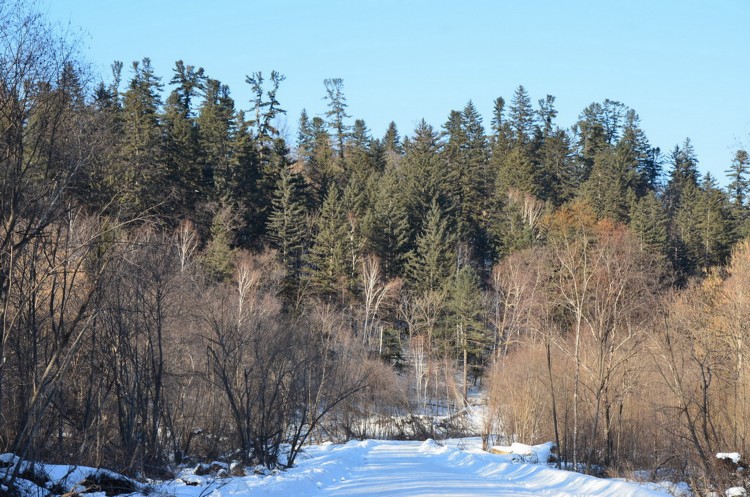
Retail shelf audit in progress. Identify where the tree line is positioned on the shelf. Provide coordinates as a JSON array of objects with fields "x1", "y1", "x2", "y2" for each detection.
[{"x1": 2, "y1": 2, "x2": 750, "y2": 492}]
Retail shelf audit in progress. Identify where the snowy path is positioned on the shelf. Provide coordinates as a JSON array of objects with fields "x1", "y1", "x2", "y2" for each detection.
[
  {"x1": 317, "y1": 440, "x2": 670, "y2": 497},
  {"x1": 170, "y1": 439, "x2": 677, "y2": 497}
]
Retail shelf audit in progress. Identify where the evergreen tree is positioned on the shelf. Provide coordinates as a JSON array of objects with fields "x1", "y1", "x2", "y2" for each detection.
[
  {"x1": 345, "y1": 118, "x2": 377, "y2": 188},
  {"x1": 296, "y1": 109, "x2": 314, "y2": 163},
  {"x1": 496, "y1": 147, "x2": 537, "y2": 196},
  {"x1": 405, "y1": 199, "x2": 456, "y2": 293},
  {"x1": 118, "y1": 58, "x2": 166, "y2": 217},
  {"x1": 621, "y1": 109, "x2": 659, "y2": 192},
  {"x1": 444, "y1": 264, "x2": 487, "y2": 399},
  {"x1": 267, "y1": 167, "x2": 308, "y2": 297},
  {"x1": 246, "y1": 70, "x2": 286, "y2": 146},
  {"x1": 580, "y1": 139, "x2": 642, "y2": 222},
  {"x1": 305, "y1": 116, "x2": 337, "y2": 204},
  {"x1": 442, "y1": 102, "x2": 490, "y2": 263},
  {"x1": 162, "y1": 60, "x2": 205, "y2": 218},
  {"x1": 197, "y1": 78, "x2": 237, "y2": 202},
  {"x1": 668, "y1": 173, "x2": 732, "y2": 276},
  {"x1": 537, "y1": 127, "x2": 575, "y2": 205},
  {"x1": 305, "y1": 186, "x2": 349, "y2": 300},
  {"x1": 664, "y1": 138, "x2": 700, "y2": 213},
  {"x1": 365, "y1": 168, "x2": 411, "y2": 279},
  {"x1": 696, "y1": 174, "x2": 734, "y2": 269},
  {"x1": 630, "y1": 190, "x2": 669, "y2": 259},
  {"x1": 726, "y1": 149, "x2": 750, "y2": 238},
  {"x1": 726, "y1": 149, "x2": 749, "y2": 209},
  {"x1": 382, "y1": 121, "x2": 403, "y2": 155},
  {"x1": 508, "y1": 85, "x2": 536, "y2": 149},
  {"x1": 323, "y1": 78, "x2": 350, "y2": 159},
  {"x1": 203, "y1": 205, "x2": 236, "y2": 281},
  {"x1": 536, "y1": 94, "x2": 558, "y2": 137},
  {"x1": 402, "y1": 120, "x2": 450, "y2": 245},
  {"x1": 490, "y1": 96, "x2": 512, "y2": 157}
]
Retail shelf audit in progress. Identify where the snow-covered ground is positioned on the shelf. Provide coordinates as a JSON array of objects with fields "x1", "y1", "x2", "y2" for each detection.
[{"x1": 163, "y1": 439, "x2": 682, "y2": 497}]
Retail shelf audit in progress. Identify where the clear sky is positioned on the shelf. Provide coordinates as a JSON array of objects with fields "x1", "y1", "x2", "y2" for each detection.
[{"x1": 45, "y1": 0, "x2": 749, "y2": 184}]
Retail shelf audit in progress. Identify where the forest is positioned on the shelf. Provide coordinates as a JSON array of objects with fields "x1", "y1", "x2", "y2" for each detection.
[{"x1": 2, "y1": 2, "x2": 750, "y2": 493}]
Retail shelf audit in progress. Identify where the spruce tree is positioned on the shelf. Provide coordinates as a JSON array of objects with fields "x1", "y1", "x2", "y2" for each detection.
[
  {"x1": 323, "y1": 78, "x2": 350, "y2": 160},
  {"x1": 726, "y1": 149, "x2": 750, "y2": 239},
  {"x1": 197, "y1": 78, "x2": 237, "y2": 202},
  {"x1": 163, "y1": 61, "x2": 205, "y2": 218},
  {"x1": 444, "y1": 264, "x2": 487, "y2": 400},
  {"x1": 405, "y1": 199, "x2": 456, "y2": 293},
  {"x1": 267, "y1": 167, "x2": 308, "y2": 298},
  {"x1": 726, "y1": 149, "x2": 749, "y2": 210},
  {"x1": 665, "y1": 138, "x2": 700, "y2": 213},
  {"x1": 508, "y1": 85, "x2": 536, "y2": 149},
  {"x1": 118, "y1": 58, "x2": 165, "y2": 217},
  {"x1": 630, "y1": 190, "x2": 669, "y2": 259},
  {"x1": 305, "y1": 186, "x2": 349, "y2": 300}
]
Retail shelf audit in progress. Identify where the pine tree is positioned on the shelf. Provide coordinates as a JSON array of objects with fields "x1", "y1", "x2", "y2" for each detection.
[
  {"x1": 726, "y1": 149, "x2": 749, "y2": 210},
  {"x1": 580, "y1": 141, "x2": 641, "y2": 223},
  {"x1": 630, "y1": 190, "x2": 669, "y2": 259},
  {"x1": 621, "y1": 109, "x2": 659, "y2": 192},
  {"x1": 665, "y1": 138, "x2": 700, "y2": 213},
  {"x1": 305, "y1": 186, "x2": 349, "y2": 300},
  {"x1": 345, "y1": 118, "x2": 377, "y2": 188},
  {"x1": 537, "y1": 127, "x2": 575, "y2": 205},
  {"x1": 365, "y1": 168, "x2": 411, "y2": 279},
  {"x1": 696, "y1": 174, "x2": 734, "y2": 269},
  {"x1": 405, "y1": 199, "x2": 456, "y2": 293},
  {"x1": 496, "y1": 147, "x2": 537, "y2": 196},
  {"x1": 118, "y1": 58, "x2": 166, "y2": 217},
  {"x1": 383, "y1": 121, "x2": 403, "y2": 155},
  {"x1": 267, "y1": 167, "x2": 308, "y2": 297},
  {"x1": 323, "y1": 78, "x2": 350, "y2": 160},
  {"x1": 402, "y1": 120, "x2": 450, "y2": 248},
  {"x1": 162, "y1": 61, "x2": 205, "y2": 218},
  {"x1": 727, "y1": 149, "x2": 750, "y2": 239},
  {"x1": 197, "y1": 78, "x2": 237, "y2": 202},
  {"x1": 442, "y1": 102, "x2": 490, "y2": 263},
  {"x1": 508, "y1": 85, "x2": 536, "y2": 149},
  {"x1": 444, "y1": 264, "x2": 487, "y2": 400},
  {"x1": 203, "y1": 205, "x2": 236, "y2": 281}
]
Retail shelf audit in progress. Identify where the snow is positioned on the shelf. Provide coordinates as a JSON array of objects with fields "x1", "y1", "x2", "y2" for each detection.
[
  {"x1": 726, "y1": 487, "x2": 747, "y2": 497},
  {"x1": 164, "y1": 439, "x2": 672, "y2": 497},
  {"x1": 717, "y1": 452, "x2": 742, "y2": 464},
  {"x1": 4, "y1": 438, "x2": 679, "y2": 497},
  {"x1": 490, "y1": 441, "x2": 557, "y2": 464}
]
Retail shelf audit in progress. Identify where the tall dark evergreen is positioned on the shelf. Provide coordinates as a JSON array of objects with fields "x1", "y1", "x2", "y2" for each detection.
[
  {"x1": 508, "y1": 85, "x2": 536, "y2": 150},
  {"x1": 443, "y1": 264, "x2": 487, "y2": 399},
  {"x1": 119, "y1": 58, "x2": 165, "y2": 217},
  {"x1": 726, "y1": 150, "x2": 749, "y2": 209},
  {"x1": 630, "y1": 191, "x2": 669, "y2": 259},
  {"x1": 382, "y1": 121, "x2": 403, "y2": 155},
  {"x1": 621, "y1": 109, "x2": 659, "y2": 193},
  {"x1": 323, "y1": 78, "x2": 350, "y2": 160},
  {"x1": 727, "y1": 149, "x2": 750, "y2": 239},
  {"x1": 163, "y1": 61, "x2": 205, "y2": 218},
  {"x1": 402, "y1": 120, "x2": 449, "y2": 247},
  {"x1": 405, "y1": 199, "x2": 456, "y2": 293},
  {"x1": 366, "y1": 168, "x2": 411, "y2": 279},
  {"x1": 664, "y1": 138, "x2": 700, "y2": 213},
  {"x1": 442, "y1": 102, "x2": 490, "y2": 264},
  {"x1": 197, "y1": 78, "x2": 237, "y2": 203},
  {"x1": 305, "y1": 186, "x2": 350, "y2": 300},
  {"x1": 267, "y1": 167, "x2": 309, "y2": 298}
]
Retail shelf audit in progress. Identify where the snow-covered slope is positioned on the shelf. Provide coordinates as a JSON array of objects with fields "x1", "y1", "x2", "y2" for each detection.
[{"x1": 168, "y1": 439, "x2": 678, "y2": 497}]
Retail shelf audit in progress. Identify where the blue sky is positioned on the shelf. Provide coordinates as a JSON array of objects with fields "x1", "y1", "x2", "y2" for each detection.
[{"x1": 46, "y1": 0, "x2": 749, "y2": 184}]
